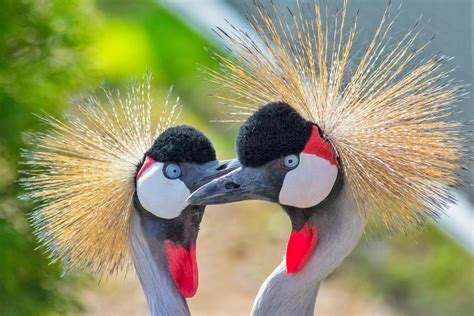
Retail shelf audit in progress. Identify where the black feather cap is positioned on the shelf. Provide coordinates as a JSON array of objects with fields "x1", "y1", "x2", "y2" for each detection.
[
  {"x1": 236, "y1": 102, "x2": 313, "y2": 167},
  {"x1": 146, "y1": 125, "x2": 216, "y2": 164}
]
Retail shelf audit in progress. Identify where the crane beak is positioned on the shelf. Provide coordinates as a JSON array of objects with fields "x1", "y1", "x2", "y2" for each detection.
[
  {"x1": 187, "y1": 164, "x2": 280, "y2": 205},
  {"x1": 189, "y1": 159, "x2": 241, "y2": 192},
  {"x1": 188, "y1": 161, "x2": 321, "y2": 274}
]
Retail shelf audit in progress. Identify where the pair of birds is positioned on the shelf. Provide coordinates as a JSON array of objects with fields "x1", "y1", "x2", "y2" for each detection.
[{"x1": 21, "y1": 1, "x2": 466, "y2": 315}]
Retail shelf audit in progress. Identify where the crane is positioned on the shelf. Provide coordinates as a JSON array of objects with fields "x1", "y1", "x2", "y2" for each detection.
[
  {"x1": 188, "y1": 1, "x2": 468, "y2": 315},
  {"x1": 20, "y1": 77, "x2": 235, "y2": 315}
]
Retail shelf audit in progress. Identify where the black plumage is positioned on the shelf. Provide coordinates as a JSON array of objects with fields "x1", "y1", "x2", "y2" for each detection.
[
  {"x1": 146, "y1": 125, "x2": 216, "y2": 164},
  {"x1": 236, "y1": 102, "x2": 312, "y2": 167}
]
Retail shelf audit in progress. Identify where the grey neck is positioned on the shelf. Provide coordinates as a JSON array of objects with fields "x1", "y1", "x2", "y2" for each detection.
[
  {"x1": 251, "y1": 186, "x2": 367, "y2": 316},
  {"x1": 129, "y1": 211, "x2": 190, "y2": 316}
]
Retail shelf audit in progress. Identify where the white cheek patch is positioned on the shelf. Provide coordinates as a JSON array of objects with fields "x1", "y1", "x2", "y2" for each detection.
[
  {"x1": 279, "y1": 153, "x2": 338, "y2": 208},
  {"x1": 136, "y1": 162, "x2": 190, "y2": 219}
]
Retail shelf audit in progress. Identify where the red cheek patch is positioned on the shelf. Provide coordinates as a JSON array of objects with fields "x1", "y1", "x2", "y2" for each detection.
[
  {"x1": 303, "y1": 127, "x2": 337, "y2": 166},
  {"x1": 286, "y1": 224, "x2": 319, "y2": 274},
  {"x1": 164, "y1": 241, "x2": 198, "y2": 298},
  {"x1": 136, "y1": 156, "x2": 156, "y2": 181}
]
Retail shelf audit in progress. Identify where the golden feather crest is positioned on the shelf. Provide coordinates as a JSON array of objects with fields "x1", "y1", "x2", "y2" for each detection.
[
  {"x1": 20, "y1": 75, "x2": 181, "y2": 275},
  {"x1": 207, "y1": 0, "x2": 467, "y2": 230}
]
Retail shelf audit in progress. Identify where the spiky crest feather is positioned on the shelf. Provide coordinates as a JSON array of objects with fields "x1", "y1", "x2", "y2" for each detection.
[
  {"x1": 207, "y1": 0, "x2": 467, "y2": 231},
  {"x1": 20, "y1": 75, "x2": 181, "y2": 275}
]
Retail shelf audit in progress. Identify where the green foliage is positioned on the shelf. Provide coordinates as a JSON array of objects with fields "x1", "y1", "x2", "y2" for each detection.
[
  {"x1": 0, "y1": 0, "x2": 98, "y2": 150},
  {"x1": 95, "y1": 0, "x2": 236, "y2": 157},
  {"x1": 0, "y1": 220, "x2": 83, "y2": 315},
  {"x1": 1, "y1": 0, "x2": 469, "y2": 315},
  {"x1": 342, "y1": 225, "x2": 474, "y2": 316},
  {"x1": 0, "y1": 0, "x2": 98, "y2": 314},
  {"x1": 96, "y1": 0, "x2": 216, "y2": 84},
  {"x1": 0, "y1": 0, "x2": 233, "y2": 314}
]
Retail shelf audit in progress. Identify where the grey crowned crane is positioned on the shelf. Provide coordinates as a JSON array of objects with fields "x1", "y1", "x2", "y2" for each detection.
[
  {"x1": 189, "y1": 1, "x2": 467, "y2": 315},
  {"x1": 190, "y1": 101, "x2": 364, "y2": 315},
  {"x1": 20, "y1": 78, "x2": 235, "y2": 316}
]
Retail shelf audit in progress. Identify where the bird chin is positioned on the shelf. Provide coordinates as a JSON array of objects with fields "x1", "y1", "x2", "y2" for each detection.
[
  {"x1": 285, "y1": 223, "x2": 319, "y2": 274},
  {"x1": 163, "y1": 240, "x2": 198, "y2": 298}
]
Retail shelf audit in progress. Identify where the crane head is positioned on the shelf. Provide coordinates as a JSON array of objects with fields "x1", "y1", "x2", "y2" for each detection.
[
  {"x1": 134, "y1": 125, "x2": 235, "y2": 297},
  {"x1": 188, "y1": 102, "x2": 340, "y2": 273}
]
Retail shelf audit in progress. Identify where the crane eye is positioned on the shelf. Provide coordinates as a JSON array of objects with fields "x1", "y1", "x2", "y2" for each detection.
[
  {"x1": 164, "y1": 163, "x2": 181, "y2": 179},
  {"x1": 283, "y1": 155, "x2": 299, "y2": 168}
]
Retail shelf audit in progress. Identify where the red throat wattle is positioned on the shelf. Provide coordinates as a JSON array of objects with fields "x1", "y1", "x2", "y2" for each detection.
[
  {"x1": 286, "y1": 223, "x2": 319, "y2": 274},
  {"x1": 164, "y1": 241, "x2": 198, "y2": 298}
]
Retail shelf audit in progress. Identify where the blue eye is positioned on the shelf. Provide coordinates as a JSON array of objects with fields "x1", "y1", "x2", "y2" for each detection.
[
  {"x1": 284, "y1": 155, "x2": 299, "y2": 168},
  {"x1": 164, "y1": 163, "x2": 181, "y2": 179}
]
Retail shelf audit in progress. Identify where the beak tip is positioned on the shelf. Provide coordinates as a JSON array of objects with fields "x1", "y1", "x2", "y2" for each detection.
[
  {"x1": 186, "y1": 191, "x2": 204, "y2": 205},
  {"x1": 187, "y1": 164, "x2": 249, "y2": 206}
]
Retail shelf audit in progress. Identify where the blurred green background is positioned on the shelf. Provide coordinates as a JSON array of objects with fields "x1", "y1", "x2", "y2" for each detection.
[{"x1": 0, "y1": 0, "x2": 472, "y2": 315}]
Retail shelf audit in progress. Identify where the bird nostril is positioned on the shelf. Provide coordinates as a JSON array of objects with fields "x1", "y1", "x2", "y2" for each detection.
[
  {"x1": 224, "y1": 182, "x2": 240, "y2": 190},
  {"x1": 216, "y1": 163, "x2": 228, "y2": 171}
]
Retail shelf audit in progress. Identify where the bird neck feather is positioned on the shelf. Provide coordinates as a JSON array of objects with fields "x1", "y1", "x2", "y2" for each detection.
[
  {"x1": 129, "y1": 211, "x2": 190, "y2": 316},
  {"x1": 251, "y1": 186, "x2": 366, "y2": 316}
]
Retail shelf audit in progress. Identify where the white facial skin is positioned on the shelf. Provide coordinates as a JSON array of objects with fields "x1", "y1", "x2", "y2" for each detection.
[
  {"x1": 278, "y1": 153, "x2": 338, "y2": 208},
  {"x1": 136, "y1": 162, "x2": 190, "y2": 219}
]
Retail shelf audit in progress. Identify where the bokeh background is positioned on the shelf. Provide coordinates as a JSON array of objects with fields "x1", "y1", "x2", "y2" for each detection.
[{"x1": 1, "y1": 0, "x2": 473, "y2": 315}]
